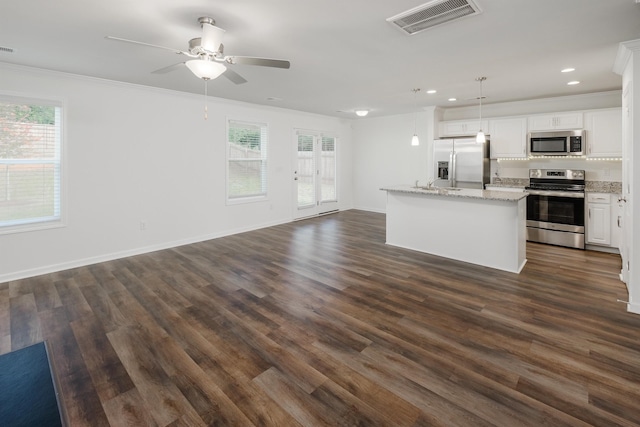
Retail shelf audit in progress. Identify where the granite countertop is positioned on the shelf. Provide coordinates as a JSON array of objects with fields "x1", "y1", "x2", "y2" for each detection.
[
  {"x1": 381, "y1": 185, "x2": 528, "y2": 202},
  {"x1": 485, "y1": 183, "x2": 527, "y2": 190},
  {"x1": 489, "y1": 178, "x2": 529, "y2": 188},
  {"x1": 585, "y1": 181, "x2": 622, "y2": 194}
]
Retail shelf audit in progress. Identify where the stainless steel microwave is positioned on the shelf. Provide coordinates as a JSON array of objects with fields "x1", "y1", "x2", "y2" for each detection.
[{"x1": 528, "y1": 130, "x2": 585, "y2": 156}]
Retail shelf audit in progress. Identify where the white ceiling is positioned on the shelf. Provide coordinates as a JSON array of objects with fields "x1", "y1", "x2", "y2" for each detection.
[{"x1": 1, "y1": 0, "x2": 639, "y2": 118}]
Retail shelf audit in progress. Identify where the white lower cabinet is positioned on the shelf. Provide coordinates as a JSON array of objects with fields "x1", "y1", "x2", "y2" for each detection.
[
  {"x1": 587, "y1": 194, "x2": 611, "y2": 245},
  {"x1": 586, "y1": 193, "x2": 619, "y2": 248}
]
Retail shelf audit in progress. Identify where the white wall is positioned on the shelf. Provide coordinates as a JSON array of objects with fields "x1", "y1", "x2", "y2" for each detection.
[
  {"x1": 0, "y1": 63, "x2": 353, "y2": 282},
  {"x1": 352, "y1": 110, "x2": 433, "y2": 213}
]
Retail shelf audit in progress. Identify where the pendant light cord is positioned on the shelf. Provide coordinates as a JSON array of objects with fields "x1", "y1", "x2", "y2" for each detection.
[
  {"x1": 479, "y1": 79, "x2": 482, "y2": 123},
  {"x1": 475, "y1": 77, "x2": 486, "y2": 143},
  {"x1": 477, "y1": 77, "x2": 485, "y2": 124},
  {"x1": 414, "y1": 89, "x2": 418, "y2": 134}
]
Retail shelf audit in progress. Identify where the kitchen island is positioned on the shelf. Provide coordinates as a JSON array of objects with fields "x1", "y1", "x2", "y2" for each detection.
[{"x1": 380, "y1": 185, "x2": 528, "y2": 273}]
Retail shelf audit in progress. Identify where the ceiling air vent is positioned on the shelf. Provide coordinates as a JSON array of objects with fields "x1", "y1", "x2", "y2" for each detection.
[
  {"x1": 387, "y1": 0, "x2": 482, "y2": 35},
  {"x1": 0, "y1": 46, "x2": 15, "y2": 53}
]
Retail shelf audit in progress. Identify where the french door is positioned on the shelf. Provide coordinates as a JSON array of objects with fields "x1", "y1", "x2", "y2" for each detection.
[{"x1": 293, "y1": 130, "x2": 338, "y2": 220}]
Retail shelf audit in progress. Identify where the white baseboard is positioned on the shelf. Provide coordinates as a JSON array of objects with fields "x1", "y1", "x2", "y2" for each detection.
[
  {"x1": 0, "y1": 218, "x2": 291, "y2": 284},
  {"x1": 627, "y1": 302, "x2": 640, "y2": 315}
]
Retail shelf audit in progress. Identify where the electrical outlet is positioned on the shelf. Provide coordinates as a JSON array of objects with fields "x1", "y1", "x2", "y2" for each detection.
[{"x1": 140, "y1": 221, "x2": 147, "y2": 231}]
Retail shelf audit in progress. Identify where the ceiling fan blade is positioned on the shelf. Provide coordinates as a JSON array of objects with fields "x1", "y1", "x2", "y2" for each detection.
[
  {"x1": 105, "y1": 36, "x2": 185, "y2": 55},
  {"x1": 151, "y1": 62, "x2": 185, "y2": 74},
  {"x1": 226, "y1": 56, "x2": 291, "y2": 69},
  {"x1": 223, "y1": 68, "x2": 248, "y2": 85}
]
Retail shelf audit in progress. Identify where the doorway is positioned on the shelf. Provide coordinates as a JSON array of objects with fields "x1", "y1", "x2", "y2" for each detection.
[{"x1": 293, "y1": 130, "x2": 338, "y2": 220}]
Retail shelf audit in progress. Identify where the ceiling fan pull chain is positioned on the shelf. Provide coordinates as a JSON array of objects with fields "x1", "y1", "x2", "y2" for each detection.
[{"x1": 204, "y1": 79, "x2": 208, "y2": 120}]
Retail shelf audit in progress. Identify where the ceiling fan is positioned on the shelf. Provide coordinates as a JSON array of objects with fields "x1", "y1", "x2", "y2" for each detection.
[{"x1": 106, "y1": 16, "x2": 291, "y2": 84}]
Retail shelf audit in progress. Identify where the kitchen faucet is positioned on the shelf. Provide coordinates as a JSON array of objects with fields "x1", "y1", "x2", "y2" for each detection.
[{"x1": 415, "y1": 179, "x2": 434, "y2": 189}]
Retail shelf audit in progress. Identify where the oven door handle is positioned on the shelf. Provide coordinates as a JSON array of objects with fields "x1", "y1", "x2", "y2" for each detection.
[{"x1": 526, "y1": 189, "x2": 585, "y2": 198}]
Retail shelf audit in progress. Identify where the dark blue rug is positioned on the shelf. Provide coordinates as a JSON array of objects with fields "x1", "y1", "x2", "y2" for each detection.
[{"x1": 0, "y1": 342, "x2": 63, "y2": 427}]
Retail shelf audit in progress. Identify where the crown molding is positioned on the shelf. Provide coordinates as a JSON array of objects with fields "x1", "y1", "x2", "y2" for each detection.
[{"x1": 614, "y1": 38, "x2": 640, "y2": 75}]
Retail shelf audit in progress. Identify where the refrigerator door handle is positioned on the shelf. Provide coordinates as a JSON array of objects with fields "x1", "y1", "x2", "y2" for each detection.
[{"x1": 451, "y1": 151, "x2": 456, "y2": 187}]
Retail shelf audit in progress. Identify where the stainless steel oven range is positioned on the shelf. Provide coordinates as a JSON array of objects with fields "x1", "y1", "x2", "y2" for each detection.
[{"x1": 525, "y1": 169, "x2": 586, "y2": 249}]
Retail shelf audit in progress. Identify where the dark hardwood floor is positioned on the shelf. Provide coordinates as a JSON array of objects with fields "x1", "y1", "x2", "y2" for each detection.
[{"x1": 2, "y1": 209, "x2": 639, "y2": 426}]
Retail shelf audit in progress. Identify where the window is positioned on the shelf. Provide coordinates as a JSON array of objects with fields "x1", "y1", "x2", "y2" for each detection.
[
  {"x1": 0, "y1": 95, "x2": 63, "y2": 232},
  {"x1": 227, "y1": 119, "x2": 268, "y2": 202}
]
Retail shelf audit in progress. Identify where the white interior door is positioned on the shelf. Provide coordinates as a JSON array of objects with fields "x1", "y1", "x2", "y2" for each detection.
[
  {"x1": 293, "y1": 130, "x2": 338, "y2": 220},
  {"x1": 620, "y1": 82, "x2": 633, "y2": 284}
]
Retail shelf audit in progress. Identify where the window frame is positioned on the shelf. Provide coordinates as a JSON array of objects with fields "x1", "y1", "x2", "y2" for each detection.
[
  {"x1": 225, "y1": 118, "x2": 269, "y2": 205},
  {"x1": 0, "y1": 92, "x2": 66, "y2": 235}
]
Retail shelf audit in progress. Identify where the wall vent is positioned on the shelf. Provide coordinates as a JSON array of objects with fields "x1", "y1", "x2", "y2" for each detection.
[
  {"x1": 387, "y1": 0, "x2": 482, "y2": 35},
  {"x1": 0, "y1": 46, "x2": 14, "y2": 53}
]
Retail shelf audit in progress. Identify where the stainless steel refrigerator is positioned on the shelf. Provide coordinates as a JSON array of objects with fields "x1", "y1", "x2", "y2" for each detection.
[{"x1": 432, "y1": 138, "x2": 490, "y2": 189}]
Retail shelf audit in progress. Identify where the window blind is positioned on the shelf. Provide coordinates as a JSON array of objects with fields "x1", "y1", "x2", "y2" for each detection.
[
  {"x1": 227, "y1": 120, "x2": 268, "y2": 200},
  {"x1": 0, "y1": 96, "x2": 62, "y2": 230}
]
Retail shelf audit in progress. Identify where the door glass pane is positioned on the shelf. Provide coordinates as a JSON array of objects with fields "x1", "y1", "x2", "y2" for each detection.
[
  {"x1": 297, "y1": 135, "x2": 315, "y2": 208},
  {"x1": 320, "y1": 136, "x2": 336, "y2": 202}
]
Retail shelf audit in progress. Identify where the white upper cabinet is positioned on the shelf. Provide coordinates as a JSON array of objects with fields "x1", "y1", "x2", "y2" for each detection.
[
  {"x1": 584, "y1": 108, "x2": 622, "y2": 158},
  {"x1": 528, "y1": 112, "x2": 583, "y2": 131},
  {"x1": 439, "y1": 119, "x2": 488, "y2": 137},
  {"x1": 488, "y1": 117, "x2": 528, "y2": 159}
]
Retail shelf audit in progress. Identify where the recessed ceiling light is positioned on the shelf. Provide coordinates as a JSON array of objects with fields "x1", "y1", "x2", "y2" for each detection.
[
  {"x1": 567, "y1": 81, "x2": 580, "y2": 85},
  {"x1": 561, "y1": 68, "x2": 575, "y2": 73},
  {"x1": 427, "y1": 89, "x2": 437, "y2": 94},
  {"x1": 448, "y1": 98, "x2": 457, "y2": 102},
  {"x1": 355, "y1": 110, "x2": 369, "y2": 117},
  {"x1": 266, "y1": 97, "x2": 282, "y2": 101}
]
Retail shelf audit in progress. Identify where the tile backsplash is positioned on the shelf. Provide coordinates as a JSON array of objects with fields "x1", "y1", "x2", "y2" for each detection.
[{"x1": 491, "y1": 158, "x2": 622, "y2": 182}]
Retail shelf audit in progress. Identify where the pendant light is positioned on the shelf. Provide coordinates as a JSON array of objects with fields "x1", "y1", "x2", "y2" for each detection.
[
  {"x1": 475, "y1": 77, "x2": 486, "y2": 143},
  {"x1": 411, "y1": 88, "x2": 420, "y2": 146}
]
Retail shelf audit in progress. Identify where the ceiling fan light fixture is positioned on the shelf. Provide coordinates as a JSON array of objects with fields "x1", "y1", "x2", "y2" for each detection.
[{"x1": 185, "y1": 59, "x2": 227, "y2": 80}]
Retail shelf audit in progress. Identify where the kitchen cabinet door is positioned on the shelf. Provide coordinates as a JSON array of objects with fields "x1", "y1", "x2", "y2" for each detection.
[
  {"x1": 488, "y1": 117, "x2": 527, "y2": 158},
  {"x1": 528, "y1": 112, "x2": 583, "y2": 131},
  {"x1": 586, "y1": 193, "x2": 611, "y2": 245},
  {"x1": 439, "y1": 119, "x2": 488, "y2": 137},
  {"x1": 585, "y1": 108, "x2": 622, "y2": 158}
]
